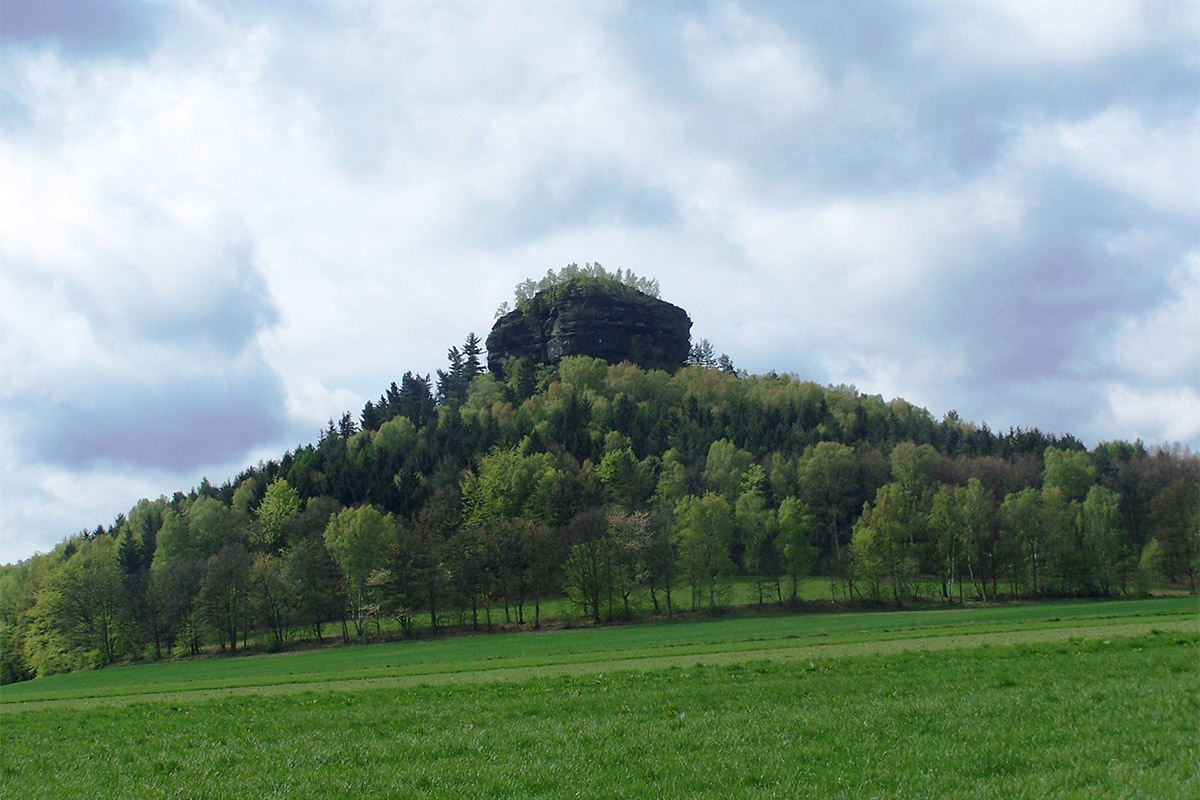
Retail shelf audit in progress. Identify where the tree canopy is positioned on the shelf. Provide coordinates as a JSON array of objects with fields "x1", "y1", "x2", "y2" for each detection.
[{"x1": 3, "y1": 306, "x2": 1197, "y2": 685}]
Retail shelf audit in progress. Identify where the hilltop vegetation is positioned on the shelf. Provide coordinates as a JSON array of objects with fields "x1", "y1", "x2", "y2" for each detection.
[
  {"x1": 494, "y1": 262, "x2": 661, "y2": 317},
  {"x1": 2, "y1": 281, "x2": 1197, "y2": 684}
]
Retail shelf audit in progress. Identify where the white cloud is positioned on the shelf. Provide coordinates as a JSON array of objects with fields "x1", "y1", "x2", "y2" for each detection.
[
  {"x1": 682, "y1": 2, "x2": 829, "y2": 124},
  {"x1": 1100, "y1": 385, "x2": 1200, "y2": 447},
  {"x1": 1, "y1": 0, "x2": 1197, "y2": 561},
  {"x1": 1110, "y1": 252, "x2": 1200, "y2": 383},
  {"x1": 1049, "y1": 106, "x2": 1200, "y2": 216},
  {"x1": 913, "y1": 0, "x2": 1165, "y2": 66}
]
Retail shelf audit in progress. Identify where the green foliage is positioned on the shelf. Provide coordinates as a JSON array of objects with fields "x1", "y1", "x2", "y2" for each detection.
[
  {"x1": 4, "y1": 329, "x2": 1198, "y2": 683},
  {"x1": 323, "y1": 506, "x2": 396, "y2": 637},
  {"x1": 736, "y1": 475, "x2": 779, "y2": 604},
  {"x1": 461, "y1": 444, "x2": 560, "y2": 525},
  {"x1": 500, "y1": 262, "x2": 660, "y2": 317},
  {"x1": 1081, "y1": 485, "x2": 1130, "y2": 595},
  {"x1": 231, "y1": 476, "x2": 263, "y2": 515},
  {"x1": 889, "y1": 441, "x2": 936, "y2": 504},
  {"x1": 596, "y1": 447, "x2": 653, "y2": 510},
  {"x1": 675, "y1": 493, "x2": 736, "y2": 609},
  {"x1": 1134, "y1": 538, "x2": 1166, "y2": 595},
  {"x1": 851, "y1": 482, "x2": 918, "y2": 601},
  {"x1": 1150, "y1": 477, "x2": 1200, "y2": 591},
  {"x1": 777, "y1": 497, "x2": 817, "y2": 602},
  {"x1": 201, "y1": 542, "x2": 251, "y2": 652},
  {"x1": 374, "y1": 415, "x2": 417, "y2": 456},
  {"x1": 150, "y1": 510, "x2": 190, "y2": 571},
  {"x1": 703, "y1": 439, "x2": 755, "y2": 500},
  {"x1": 25, "y1": 538, "x2": 123, "y2": 673},
  {"x1": 184, "y1": 496, "x2": 228, "y2": 560},
  {"x1": 1042, "y1": 446, "x2": 1097, "y2": 503},
  {"x1": 253, "y1": 478, "x2": 301, "y2": 548}
]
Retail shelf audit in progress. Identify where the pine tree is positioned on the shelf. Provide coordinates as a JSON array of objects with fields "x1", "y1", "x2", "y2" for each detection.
[
  {"x1": 463, "y1": 332, "x2": 484, "y2": 381},
  {"x1": 437, "y1": 346, "x2": 466, "y2": 404}
]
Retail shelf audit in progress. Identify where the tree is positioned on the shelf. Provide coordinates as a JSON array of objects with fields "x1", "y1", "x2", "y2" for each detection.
[
  {"x1": 776, "y1": 497, "x2": 816, "y2": 604},
  {"x1": 282, "y1": 495, "x2": 343, "y2": 641},
  {"x1": 674, "y1": 493, "x2": 735, "y2": 610},
  {"x1": 736, "y1": 467, "x2": 779, "y2": 604},
  {"x1": 1150, "y1": 477, "x2": 1199, "y2": 591},
  {"x1": 607, "y1": 509, "x2": 649, "y2": 619},
  {"x1": 505, "y1": 263, "x2": 659, "y2": 313},
  {"x1": 1081, "y1": 485, "x2": 1129, "y2": 595},
  {"x1": 184, "y1": 496, "x2": 229, "y2": 559},
  {"x1": 889, "y1": 442, "x2": 936, "y2": 510},
  {"x1": 151, "y1": 510, "x2": 191, "y2": 570},
  {"x1": 959, "y1": 478, "x2": 1000, "y2": 601},
  {"x1": 563, "y1": 507, "x2": 611, "y2": 624},
  {"x1": 231, "y1": 477, "x2": 262, "y2": 516},
  {"x1": 437, "y1": 334, "x2": 483, "y2": 407},
  {"x1": 437, "y1": 347, "x2": 466, "y2": 404},
  {"x1": 597, "y1": 446, "x2": 653, "y2": 511},
  {"x1": 850, "y1": 483, "x2": 917, "y2": 602},
  {"x1": 686, "y1": 339, "x2": 717, "y2": 369},
  {"x1": 798, "y1": 441, "x2": 860, "y2": 597},
  {"x1": 640, "y1": 505, "x2": 678, "y2": 614},
  {"x1": 703, "y1": 439, "x2": 755, "y2": 501},
  {"x1": 999, "y1": 488, "x2": 1043, "y2": 596},
  {"x1": 323, "y1": 506, "x2": 397, "y2": 638},
  {"x1": 398, "y1": 372, "x2": 435, "y2": 426},
  {"x1": 408, "y1": 488, "x2": 459, "y2": 634},
  {"x1": 249, "y1": 553, "x2": 294, "y2": 647},
  {"x1": 1133, "y1": 538, "x2": 1165, "y2": 595},
  {"x1": 201, "y1": 543, "x2": 251, "y2": 652},
  {"x1": 149, "y1": 557, "x2": 204, "y2": 655},
  {"x1": 254, "y1": 477, "x2": 301, "y2": 550},
  {"x1": 36, "y1": 537, "x2": 124, "y2": 666},
  {"x1": 286, "y1": 533, "x2": 342, "y2": 642},
  {"x1": 1043, "y1": 446, "x2": 1096, "y2": 504},
  {"x1": 462, "y1": 332, "x2": 484, "y2": 382},
  {"x1": 930, "y1": 485, "x2": 965, "y2": 602},
  {"x1": 1041, "y1": 486, "x2": 1083, "y2": 595}
]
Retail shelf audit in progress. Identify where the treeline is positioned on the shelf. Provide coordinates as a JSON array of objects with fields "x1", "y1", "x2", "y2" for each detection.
[
  {"x1": 494, "y1": 261, "x2": 660, "y2": 318},
  {"x1": 2, "y1": 349, "x2": 1197, "y2": 683}
]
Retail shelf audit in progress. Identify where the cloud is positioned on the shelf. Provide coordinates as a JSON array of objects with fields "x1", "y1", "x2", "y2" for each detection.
[
  {"x1": 10, "y1": 350, "x2": 286, "y2": 471},
  {"x1": 1, "y1": 0, "x2": 1197, "y2": 562},
  {"x1": 0, "y1": 212, "x2": 288, "y2": 471},
  {"x1": 0, "y1": 0, "x2": 171, "y2": 58}
]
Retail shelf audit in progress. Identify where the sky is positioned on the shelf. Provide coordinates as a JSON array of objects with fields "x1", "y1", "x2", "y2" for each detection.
[{"x1": 1, "y1": 0, "x2": 1197, "y2": 563}]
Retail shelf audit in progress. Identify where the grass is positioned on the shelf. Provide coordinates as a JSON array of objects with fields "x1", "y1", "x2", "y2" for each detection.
[{"x1": 1, "y1": 596, "x2": 1196, "y2": 798}]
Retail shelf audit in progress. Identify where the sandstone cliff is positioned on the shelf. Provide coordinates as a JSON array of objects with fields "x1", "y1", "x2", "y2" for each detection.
[{"x1": 486, "y1": 283, "x2": 692, "y2": 377}]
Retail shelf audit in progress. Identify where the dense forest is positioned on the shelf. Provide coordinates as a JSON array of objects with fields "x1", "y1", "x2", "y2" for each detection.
[{"x1": 2, "y1": 273, "x2": 1197, "y2": 685}]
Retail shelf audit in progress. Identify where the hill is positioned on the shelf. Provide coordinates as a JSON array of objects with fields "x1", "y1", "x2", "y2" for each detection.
[{"x1": 1, "y1": 268, "x2": 1197, "y2": 684}]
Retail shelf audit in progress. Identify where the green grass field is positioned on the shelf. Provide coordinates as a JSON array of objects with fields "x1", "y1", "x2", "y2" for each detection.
[{"x1": 2, "y1": 597, "x2": 1196, "y2": 798}]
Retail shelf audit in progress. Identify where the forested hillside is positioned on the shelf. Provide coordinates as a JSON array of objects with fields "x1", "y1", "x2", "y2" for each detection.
[{"x1": 2, "y1": 284, "x2": 1197, "y2": 684}]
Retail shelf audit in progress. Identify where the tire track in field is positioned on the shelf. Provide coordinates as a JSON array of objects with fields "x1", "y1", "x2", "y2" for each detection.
[{"x1": 3, "y1": 617, "x2": 1192, "y2": 713}]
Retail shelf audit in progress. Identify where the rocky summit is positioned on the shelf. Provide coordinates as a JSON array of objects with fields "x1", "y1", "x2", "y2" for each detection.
[{"x1": 486, "y1": 283, "x2": 692, "y2": 377}]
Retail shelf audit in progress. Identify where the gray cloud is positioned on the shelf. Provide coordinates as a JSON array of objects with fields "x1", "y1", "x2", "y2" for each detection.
[
  {"x1": 472, "y1": 161, "x2": 679, "y2": 246},
  {"x1": 12, "y1": 350, "x2": 287, "y2": 471},
  {"x1": 1, "y1": 213, "x2": 288, "y2": 473},
  {"x1": 1, "y1": 0, "x2": 1197, "y2": 562},
  {"x1": 1, "y1": 0, "x2": 169, "y2": 58}
]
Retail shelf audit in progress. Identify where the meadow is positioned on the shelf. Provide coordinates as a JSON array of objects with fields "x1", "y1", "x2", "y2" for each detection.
[{"x1": 1, "y1": 596, "x2": 1196, "y2": 798}]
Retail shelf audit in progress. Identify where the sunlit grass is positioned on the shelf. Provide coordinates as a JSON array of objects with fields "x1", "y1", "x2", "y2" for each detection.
[
  {"x1": 2, "y1": 596, "x2": 1193, "y2": 708},
  {"x1": 2, "y1": 625, "x2": 1194, "y2": 799}
]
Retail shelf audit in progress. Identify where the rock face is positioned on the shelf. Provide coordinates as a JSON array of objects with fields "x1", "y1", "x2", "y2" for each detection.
[{"x1": 486, "y1": 283, "x2": 692, "y2": 377}]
